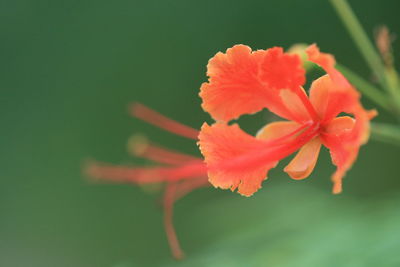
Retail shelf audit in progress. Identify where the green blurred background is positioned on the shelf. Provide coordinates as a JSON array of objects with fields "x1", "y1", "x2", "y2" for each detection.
[{"x1": 2, "y1": 0, "x2": 400, "y2": 266}]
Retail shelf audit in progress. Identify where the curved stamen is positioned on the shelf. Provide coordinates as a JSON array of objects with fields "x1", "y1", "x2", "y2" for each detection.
[{"x1": 163, "y1": 183, "x2": 185, "y2": 260}]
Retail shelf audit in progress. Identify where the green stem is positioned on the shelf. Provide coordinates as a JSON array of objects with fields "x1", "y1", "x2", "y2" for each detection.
[
  {"x1": 337, "y1": 64, "x2": 391, "y2": 111},
  {"x1": 329, "y1": 0, "x2": 388, "y2": 88},
  {"x1": 386, "y1": 67, "x2": 400, "y2": 105},
  {"x1": 330, "y1": 0, "x2": 400, "y2": 116},
  {"x1": 371, "y1": 122, "x2": 400, "y2": 147}
]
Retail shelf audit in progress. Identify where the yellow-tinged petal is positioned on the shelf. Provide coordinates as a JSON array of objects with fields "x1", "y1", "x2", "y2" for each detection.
[
  {"x1": 284, "y1": 137, "x2": 322, "y2": 180},
  {"x1": 280, "y1": 88, "x2": 312, "y2": 123},
  {"x1": 325, "y1": 116, "x2": 355, "y2": 134},
  {"x1": 309, "y1": 75, "x2": 331, "y2": 119},
  {"x1": 256, "y1": 121, "x2": 301, "y2": 141}
]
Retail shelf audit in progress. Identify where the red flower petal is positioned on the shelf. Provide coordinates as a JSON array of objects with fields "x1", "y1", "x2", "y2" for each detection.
[
  {"x1": 200, "y1": 45, "x2": 307, "y2": 122},
  {"x1": 260, "y1": 46, "x2": 306, "y2": 91},
  {"x1": 198, "y1": 123, "x2": 273, "y2": 196},
  {"x1": 306, "y1": 44, "x2": 378, "y2": 193},
  {"x1": 310, "y1": 81, "x2": 375, "y2": 194},
  {"x1": 198, "y1": 122, "x2": 317, "y2": 196},
  {"x1": 321, "y1": 108, "x2": 376, "y2": 194}
]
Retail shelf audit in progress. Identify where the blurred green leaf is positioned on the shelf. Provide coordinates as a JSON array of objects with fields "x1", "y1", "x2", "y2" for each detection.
[{"x1": 158, "y1": 185, "x2": 400, "y2": 267}]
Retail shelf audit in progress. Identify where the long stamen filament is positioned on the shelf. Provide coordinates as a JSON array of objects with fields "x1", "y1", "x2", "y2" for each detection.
[
  {"x1": 297, "y1": 88, "x2": 320, "y2": 122},
  {"x1": 131, "y1": 103, "x2": 199, "y2": 140}
]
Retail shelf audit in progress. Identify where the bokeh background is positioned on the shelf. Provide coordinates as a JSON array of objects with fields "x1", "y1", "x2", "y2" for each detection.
[{"x1": 2, "y1": 0, "x2": 400, "y2": 266}]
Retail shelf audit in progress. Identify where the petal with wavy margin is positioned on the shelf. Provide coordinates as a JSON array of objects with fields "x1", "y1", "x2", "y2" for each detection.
[{"x1": 200, "y1": 45, "x2": 306, "y2": 122}]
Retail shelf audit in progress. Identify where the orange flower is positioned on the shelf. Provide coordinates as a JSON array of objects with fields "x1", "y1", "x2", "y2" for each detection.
[
  {"x1": 198, "y1": 44, "x2": 376, "y2": 197},
  {"x1": 86, "y1": 103, "x2": 208, "y2": 260}
]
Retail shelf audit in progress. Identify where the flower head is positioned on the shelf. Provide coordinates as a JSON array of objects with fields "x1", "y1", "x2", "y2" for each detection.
[
  {"x1": 86, "y1": 103, "x2": 208, "y2": 259},
  {"x1": 198, "y1": 44, "x2": 376, "y2": 196}
]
